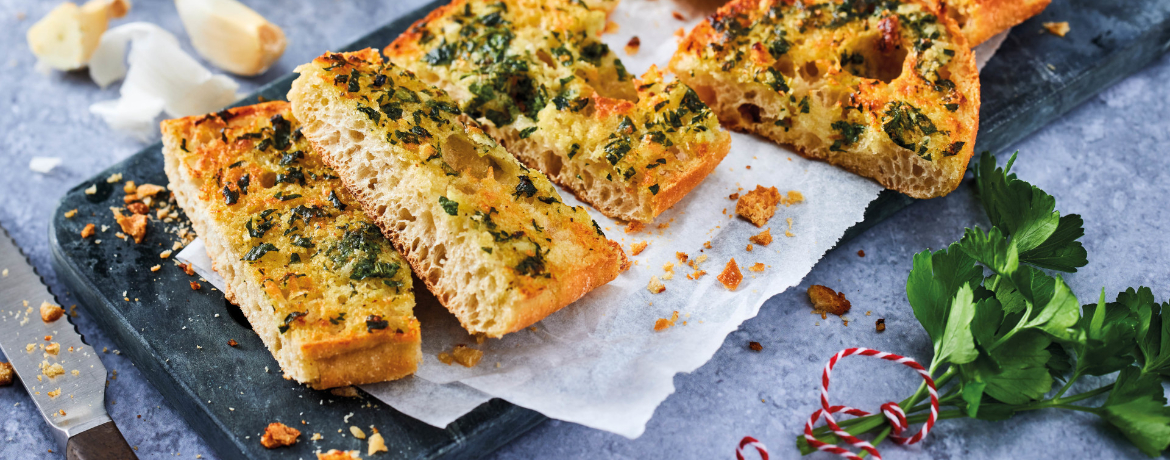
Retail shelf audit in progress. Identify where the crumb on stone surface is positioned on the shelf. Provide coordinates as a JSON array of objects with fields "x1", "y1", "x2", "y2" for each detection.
[
  {"x1": 113, "y1": 210, "x2": 147, "y2": 243},
  {"x1": 0, "y1": 362, "x2": 13, "y2": 386},
  {"x1": 647, "y1": 275, "x2": 666, "y2": 294},
  {"x1": 261, "y1": 422, "x2": 300, "y2": 449},
  {"x1": 80, "y1": 223, "x2": 95, "y2": 239},
  {"x1": 631, "y1": 240, "x2": 648, "y2": 256},
  {"x1": 876, "y1": 318, "x2": 886, "y2": 332},
  {"x1": 40, "y1": 302, "x2": 64, "y2": 323},
  {"x1": 126, "y1": 202, "x2": 149, "y2": 215},
  {"x1": 136, "y1": 183, "x2": 165, "y2": 197},
  {"x1": 368, "y1": 432, "x2": 388, "y2": 455},
  {"x1": 749, "y1": 341, "x2": 763, "y2": 352},
  {"x1": 808, "y1": 285, "x2": 852, "y2": 317},
  {"x1": 349, "y1": 426, "x2": 366, "y2": 439},
  {"x1": 190, "y1": 281, "x2": 202, "y2": 290},
  {"x1": 717, "y1": 258, "x2": 743, "y2": 290},
  {"x1": 654, "y1": 311, "x2": 679, "y2": 331},
  {"x1": 330, "y1": 386, "x2": 360, "y2": 398},
  {"x1": 64, "y1": 209, "x2": 77, "y2": 218},
  {"x1": 317, "y1": 450, "x2": 360, "y2": 460},
  {"x1": 749, "y1": 228, "x2": 772, "y2": 246},
  {"x1": 1043, "y1": 21, "x2": 1070, "y2": 37},
  {"x1": 227, "y1": 339, "x2": 238, "y2": 347}
]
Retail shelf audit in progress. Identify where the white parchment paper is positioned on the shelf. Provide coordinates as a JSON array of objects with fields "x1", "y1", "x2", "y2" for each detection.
[{"x1": 179, "y1": 0, "x2": 1004, "y2": 437}]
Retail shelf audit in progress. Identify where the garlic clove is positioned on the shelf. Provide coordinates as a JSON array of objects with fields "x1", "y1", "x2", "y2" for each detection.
[
  {"x1": 27, "y1": 0, "x2": 131, "y2": 71},
  {"x1": 174, "y1": 0, "x2": 287, "y2": 76}
]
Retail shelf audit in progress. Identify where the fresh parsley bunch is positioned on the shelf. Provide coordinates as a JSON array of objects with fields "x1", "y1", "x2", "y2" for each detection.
[{"x1": 800, "y1": 152, "x2": 1170, "y2": 457}]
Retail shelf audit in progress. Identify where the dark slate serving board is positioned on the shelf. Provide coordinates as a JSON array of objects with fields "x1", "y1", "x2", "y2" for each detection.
[{"x1": 47, "y1": 0, "x2": 1170, "y2": 459}]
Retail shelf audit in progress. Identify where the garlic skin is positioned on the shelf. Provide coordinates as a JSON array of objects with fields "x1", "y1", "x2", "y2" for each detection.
[
  {"x1": 174, "y1": 0, "x2": 287, "y2": 76},
  {"x1": 27, "y1": 0, "x2": 131, "y2": 71}
]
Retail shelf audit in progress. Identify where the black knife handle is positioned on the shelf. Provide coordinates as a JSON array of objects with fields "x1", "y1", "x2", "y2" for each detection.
[{"x1": 66, "y1": 421, "x2": 138, "y2": 460}]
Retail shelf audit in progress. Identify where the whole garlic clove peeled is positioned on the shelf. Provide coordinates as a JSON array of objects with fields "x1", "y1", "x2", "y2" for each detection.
[
  {"x1": 27, "y1": 0, "x2": 131, "y2": 71},
  {"x1": 174, "y1": 0, "x2": 287, "y2": 76}
]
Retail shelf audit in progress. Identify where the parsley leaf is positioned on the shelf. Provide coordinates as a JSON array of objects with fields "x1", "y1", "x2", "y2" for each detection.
[{"x1": 1099, "y1": 368, "x2": 1170, "y2": 456}]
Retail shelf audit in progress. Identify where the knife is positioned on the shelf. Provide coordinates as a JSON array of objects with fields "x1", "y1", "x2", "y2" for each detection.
[{"x1": 0, "y1": 224, "x2": 137, "y2": 460}]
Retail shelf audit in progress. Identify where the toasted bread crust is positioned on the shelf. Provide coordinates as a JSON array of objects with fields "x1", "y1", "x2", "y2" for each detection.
[
  {"x1": 385, "y1": 0, "x2": 730, "y2": 223},
  {"x1": 671, "y1": 0, "x2": 980, "y2": 198},
  {"x1": 289, "y1": 50, "x2": 626, "y2": 337},
  {"x1": 161, "y1": 101, "x2": 421, "y2": 389},
  {"x1": 945, "y1": 0, "x2": 1052, "y2": 46}
]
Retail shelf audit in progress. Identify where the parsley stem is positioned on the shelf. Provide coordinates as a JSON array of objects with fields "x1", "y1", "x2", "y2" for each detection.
[{"x1": 1053, "y1": 370, "x2": 1083, "y2": 399}]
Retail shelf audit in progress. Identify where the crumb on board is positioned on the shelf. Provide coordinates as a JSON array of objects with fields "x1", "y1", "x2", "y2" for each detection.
[
  {"x1": 136, "y1": 183, "x2": 165, "y2": 197},
  {"x1": 160, "y1": 250, "x2": 173, "y2": 259},
  {"x1": 876, "y1": 318, "x2": 886, "y2": 332},
  {"x1": 647, "y1": 275, "x2": 666, "y2": 294},
  {"x1": 126, "y1": 202, "x2": 149, "y2": 215},
  {"x1": 311, "y1": 433, "x2": 323, "y2": 441},
  {"x1": 717, "y1": 258, "x2": 743, "y2": 290},
  {"x1": 625, "y1": 221, "x2": 645, "y2": 233},
  {"x1": 190, "y1": 281, "x2": 202, "y2": 290},
  {"x1": 624, "y1": 35, "x2": 640, "y2": 55},
  {"x1": 631, "y1": 240, "x2": 649, "y2": 256},
  {"x1": 106, "y1": 173, "x2": 122, "y2": 183},
  {"x1": 178, "y1": 262, "x2": 196, "y2": 276},
  {"x1": 749, "y1": 228, "x2": 772, "y2": 246},
  {"x1": 123, "y1": 181, "x2": 136, "y2": 194},
  {"x1": 40, "y1": 302, "x2": 64, "y2": 323},
  {"x1": 654, "y1": 311, "x2": 680, "y2": 331},
  {"x1": 1043, "y1": 21, "x2": 1069, "y2": 37},
  {"x1": 808, "y1": 285, "x2": 852, "y2": 318},
  {"x1": 84, "y1": 185, "x2": 97, "y2": 195},
  {"x1": 150, "y1": 265, "x2": 161, "y2": 272},
  {"x1": 368, "y1": 432, "x2": 388, "y2": 455},
  {"x1": 112, "y1": 210, "x2": 147, "y2": 243},
  {"x1": 748, "y1": 263, "x2": 765, "y2": 272},
  {"x1": 749, "y1": 341, "x2": 763, "y2": 352},
  {"x1": 0, "y1": 362, "x2": 13, "y2": 386},
  {"x1": 227, "y1": 339, "x2": 238, "y2": 347},
  {"x1": 80, "y1": 223, "x2": 96, "y2": 239},
  {"x1": 330, "y1": 386, "x2": 360, "y2": 398},
  {"x1": 857, "y1": 250, "x2": 865, "y2": 257},
  {"x1": 349, "y1": 426, "x2": 366, "y2": 440},
  {"x1": 317, "y1": 450, "x2": 360, "y2": 460},
  {"x1": 64, "y1": 209, "x2": 77, "y2": 218},
  {"x1": 261, "y1": 422, "x2": 301, "y2": 449}
]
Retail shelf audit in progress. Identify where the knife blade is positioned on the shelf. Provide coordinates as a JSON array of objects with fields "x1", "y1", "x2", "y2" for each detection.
[{"x1": 0, "y1": 224, "x2": 136, "y2": 459}]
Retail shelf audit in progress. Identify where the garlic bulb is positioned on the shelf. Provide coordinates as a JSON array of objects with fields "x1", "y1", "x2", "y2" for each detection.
[
  {"x1": 174, "y1": 0, "x2": 287, "y2": 76},
  {"x1": 27, "y1": 0, "x2": 131, "y2": 71}
]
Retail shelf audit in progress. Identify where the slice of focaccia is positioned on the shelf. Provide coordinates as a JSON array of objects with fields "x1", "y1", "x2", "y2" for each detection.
[
  {"x1": 289, "y1": 50, "x2": 627, "y2": 338},
  {"x1": 944, "y1": 0, "x2": 1051, "y2": 46},
  {"x1": 670, "y1": 0, "x2": 979, "y2": 198},
  {"x1": 161, "y1": 101, "x2": 421, "y2": 389},
  {"x1": 385, "y1": 0, "x2": 731, "y2": 223}
]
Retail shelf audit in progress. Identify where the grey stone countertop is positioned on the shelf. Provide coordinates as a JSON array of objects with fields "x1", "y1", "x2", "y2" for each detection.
[{"x1": 1, "y1": 0, "x2": 1167, "y2": 459}]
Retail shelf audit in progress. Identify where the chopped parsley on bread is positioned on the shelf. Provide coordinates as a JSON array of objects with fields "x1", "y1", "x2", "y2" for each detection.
[
  {"x1": 670, "y1": 0, "x2": 980, "y2": 198},
  {"x1": 288, "y1": 50, "x2": 627, "y2": 338},
  {"x1": 385, "y1": 0, "x2": 731, "y2": 223},
  {"x1": 161, "y1": 102, "x2": 421, "y2": 389}
]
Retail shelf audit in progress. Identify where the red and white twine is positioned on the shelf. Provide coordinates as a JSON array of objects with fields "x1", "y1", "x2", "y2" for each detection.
[{"x1": 738, "y1": 347, "x2": 939, "y2": 460}]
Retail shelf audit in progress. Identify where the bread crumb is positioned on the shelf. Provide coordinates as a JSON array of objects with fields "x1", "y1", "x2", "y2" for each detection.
[
  {"x1": 123, "y1": 180, "x2": 137, "y2": 194},
  {"x1": 785, "y1": 190, "x2": 804, "y2": 205},
  {"x1": 624, "y1": 36, "x2": 640, "y2": 55},
  {"x1": 686, "y1": 270, "x2": 707, "y2": 280},
  {"x1": 703, "y1": 241, "x2": 712, "y2": 249},
  {"x1": 631, "y1": 240, "x2": 649, "y2": 256},
  {"x1": 84, "y1": 184, "x2": 97, "y2": 195},
  {"x1": 106, "y1": 173, "x2": 122, "y2": 183},
  {"x1": 126, "y1": 202, "x2": 149, "y2": 215},
  {"x1": 736, "y1": 186, "x2": 782, "y2": 227},
  {"x1": 785, "y1": 217, "x2": 795, "y2": 237},
  {"x1": 41, "y1": 362, "x2": 64, "y2": 378},
  {"x1": 674, "y1": 27, "x2": 686, "y2": 38},
  {"x1": 150, "y1": 265, "x2": 161, "y2": 272},
  {"x1": 160, "y1": 250, "x2": 173, "y2": 259},
  {"x1": 368, "y1": 432, "x2": 388, "y2": 455},
  {"x1": 45, "y1": 343, "x2": 60, "y2": 355},
  {"x1": 71, "y1": 370, "x2": 79, "y2": 377},
  {"x1": 80, "y1": 223, "x2": 96, "y2": 239},
  {"x1": 857, "y1": 250, "x2": 865, "y2": 257},
  {"x1": 647, "y1": 275, "x2": 666, "y2": 294},
  {"x1": 113, "y1": 210, "x2": 147, "y2": 243},
  {"x1": 749, "y1": 228, "x2": 773, "y2": 246},
  {"x1": 0, "y1": 362, "x2": 13, "y2": 386},
  {"x1": 728, "y1": 193, "x2": 739, "y2": 200},
  {"x1": 40, "y1": 302, "x2": 64, "y2": 323},
  {"x1": 654, "y1": 311, "x2": 679, "y2": 331},
  {"x1": 311, "y1": 433, "x2": 323, "y2": 441},
  {"x1": 136, "y1": 183, "x2": 165, "y2": 198},
  {"x1": 676, "y1": 252, "x2": 688, "y2": 262},
  {"x1": 672, "y1": 11, "x2": 685, "y2": 20},
  {"x1": 1043, "y1": 21, "x2": 1069, "y2": 37},
  {"x1": 808, "y1": 285, "x2": 852, "y2": 317},
  {"x1": 451, "y1": 345, "x2": 483, "y2": 368},
  {"x1": 748, "y1": 263, "x2": 765, "y2": 272},
  {"x1": 227, "y1": 339, "x2": 238, "y2": 347},
  {"x1": 746, "y1": 244, "x2": 753, "y2": 252},
  {"x1": 317, "y1": 450, "x2": 360, "y2": 460},
  {"x1": 625, "y1": 221, "x2": 644, "y2": 233},
  {"x1": 190, "y1": 281, "x2": 202, "y2": 290},
  {"x1": 349, "y1": 426, "x2": 366, "y2": 440},
  {"x1": 261, "y1": 422, "x2": 300, "y2": 449},
  {"x1": 717, "y1": 258, "x2": 743, "y2": 290},
  {"x1": 749, "y1": 341, "x2": 763, "y2": 352},
  {"x1": 876, "y1": 318, "x2": 886, "y2": 332},
  {"x1": 64, "y1": 209, "x2": 77, "y2": 218},
  {"x1": 437, "y1": 352, "x2": 454, "y2": 365}
]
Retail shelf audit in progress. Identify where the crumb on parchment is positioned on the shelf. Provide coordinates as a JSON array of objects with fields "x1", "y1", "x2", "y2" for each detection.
[
  {"x1": 750, "y1": 228, "x2": 772, "y2": 246},
  {"x1": 748, "y1": 263, "x2": 765, "y2": 272},
  {"x1": 647, "y1": 275, "x2": 666, "y2": 294},
  {"x1": 654, "y1": 311, "x2": 679, "y2": 331},
  {"x1": 717, "y1": 258, "x2": 743, "y2": 291},
  {"x1": 631, "y1": 240, "x2": 648, "y2": 256},
  {"x1": 261, "y1": 422, "x2": 300, "y2": 449},
  {"x1": 808, "y1": 285, "x2": 852, "y2": 318}
]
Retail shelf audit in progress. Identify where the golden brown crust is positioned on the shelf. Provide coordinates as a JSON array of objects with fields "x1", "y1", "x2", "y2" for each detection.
[
  {"x1": 945, "y1": 0, "x2": 1052, "y2": 46},
  {"x1": 161, "y1": 101, "x2": 421, "y2": 388}
]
